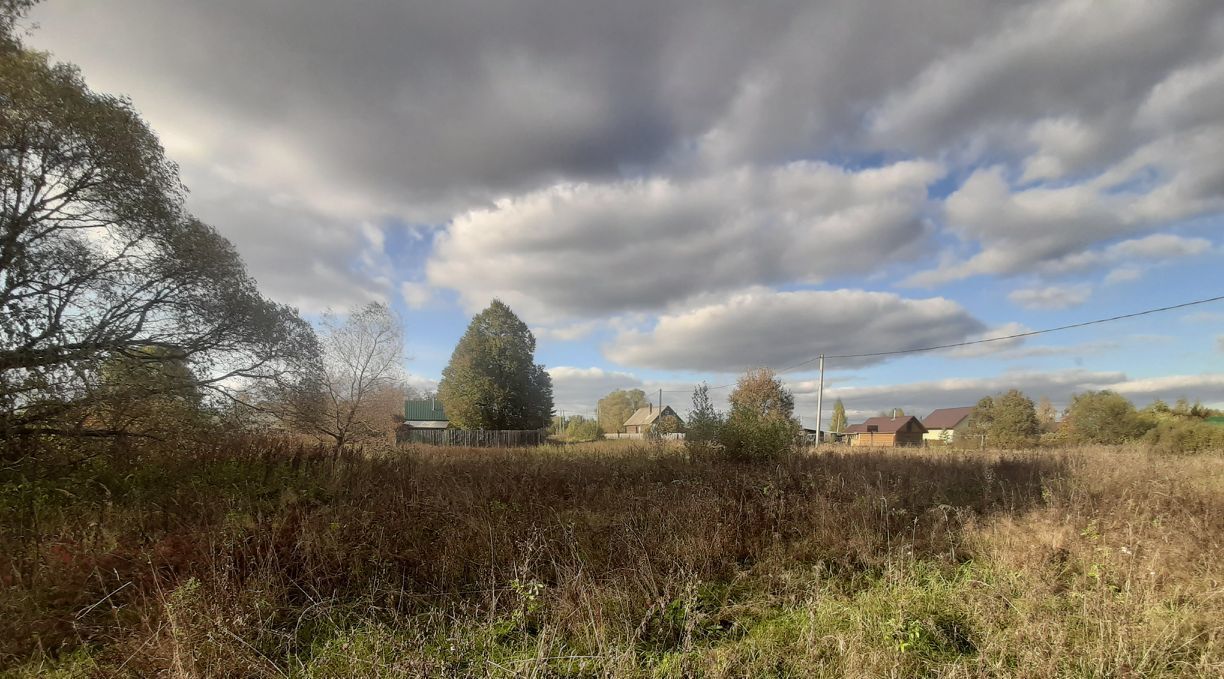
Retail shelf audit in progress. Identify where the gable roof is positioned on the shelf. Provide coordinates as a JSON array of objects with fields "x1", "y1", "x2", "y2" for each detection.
[
  {"x1": 922, "y1": 406, "x2": 975, "y2": 430},
  {"x1": 844, "y1": 415, "x2": 927, "y2": 434},
  {"x1": 623, "y1": 405, "x2": 681, "y2": 427},
  {"x1": 405, "y1": 399, "x2": 446, "y2": 422}
]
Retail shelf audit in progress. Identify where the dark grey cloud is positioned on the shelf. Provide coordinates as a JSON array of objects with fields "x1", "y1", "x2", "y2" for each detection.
[{"x1": 27, "y1": 0, "x2": 1224, "y2": 316}]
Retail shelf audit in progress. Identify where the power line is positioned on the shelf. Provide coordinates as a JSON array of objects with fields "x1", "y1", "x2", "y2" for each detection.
[{"x1": 660, "y1": 293, "x2": 1224, "y2": 393}]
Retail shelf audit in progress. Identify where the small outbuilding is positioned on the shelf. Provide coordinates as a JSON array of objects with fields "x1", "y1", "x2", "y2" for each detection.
[
  {"x1": 921, "y1": 406, "x2": 975, "y2": 445},
  {"x1": 845, "y1": 415, "x2": 928, "y2": 447},
  {"x1": 401, "y1": 398, "x2": 449, "y2": 430},
  {"x1": 623, "y1": 404, "x2": 683, "y2": 434}
]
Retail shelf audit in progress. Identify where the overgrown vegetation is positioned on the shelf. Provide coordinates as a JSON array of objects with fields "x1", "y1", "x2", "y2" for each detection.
[{"x1": 2, "y1": 439, "x2": 1221, "y2": 676}]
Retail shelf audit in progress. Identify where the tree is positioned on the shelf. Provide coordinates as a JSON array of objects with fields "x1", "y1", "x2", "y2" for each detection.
[
  {"x1": 555, "y1": 414, "x2": 601, "y2": 442},
  {"x1": 829, "y1": 399, "x2": 847, "y2": 434},
  {"x1": 1036, "y1": 396, "x2": 1058, "y2": 433},
  {"x1": 720, "y1": 368, "x2": 801, "y2": 460},
  {"x1": 685, "y1": 382, "x2": 724, "y2": 454},
  {"x1": 962, "y1": 391, "x2": 1040, "y2": 449},
  {"x1": 0, "y1": 11, "x2": 318, "y2": 448},
  {"x1": 991, "y1": 389, "x2": 1041, "y2": 449},
  {"x1": 962, "y1": 396, "x2": 995, "y2": 448},
  {"x1": 1064, "y1": 390, "x2": 1153, "y2": 444},
  {"x1": 597, "y1": 388, "x2": 649, "y2": 434},
  {"x1": 273, "y1": 303, "x2": 404, "y2": 449},
  {"x1": 96, "y1": 346, "x2": 207, "y2": 437},
  {"x1": 651, "y1": 413, "x2": 684, "y2": 437},
  {"x1": 437, "y1": 300, "x2": 553, "y2": 430},
  {"x1": 728, "y1": 368, "x2": 795, "y2": 421}
]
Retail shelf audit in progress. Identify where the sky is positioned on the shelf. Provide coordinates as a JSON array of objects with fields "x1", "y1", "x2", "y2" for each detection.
[{"x1": 24, "y1": 0, "x2": 1224, "y2": 425}]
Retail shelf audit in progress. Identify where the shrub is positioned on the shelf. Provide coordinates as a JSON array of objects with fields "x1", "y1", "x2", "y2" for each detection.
[
  {"x1": 718, "y1": 369, "x2": 801, "y2": 461},
  {"x1": 718, "y1": 415, "x2": 800, "y2": 461},
  {"x1": 563, "y1": 416, "x2": 603, "y2": 442},
  {"x1": 1144, "y1": 418, "x2": 1224, "y2": 455},
  {"x1": 1064, "y1": 390, "x2": 1154, "y2": 444}
]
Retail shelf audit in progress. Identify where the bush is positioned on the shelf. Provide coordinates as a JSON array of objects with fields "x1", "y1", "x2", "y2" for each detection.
[
  {"x1": 563, "y1": 417, "x2": 602, "y2": 442},
  {"x1": 717, "y1": 369, "x2": 801, "y2": 461},
  {"x1": 719, "y1": 415, "x2": 800, "y2": 461},
  {"x1": 1144, "y1": 419, "x2": 1224, "y2": 455},
  {"x1": 1064, "y1": 391, "x2": 1154, "y2": 444}
]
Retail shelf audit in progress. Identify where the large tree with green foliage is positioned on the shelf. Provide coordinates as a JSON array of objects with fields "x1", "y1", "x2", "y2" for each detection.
[
  {"x1": 965, "y1": 390, "x2": 1040, "y2": 449},
  {"x1": 0, "y1": 3, "x2": 318, "y2": 447},
  {"x1": 596, "y1": 388, "x2": 648, "y2": 433},
  {"x1": 437, "y1": 300, "x2": 553, "y2": 430}
]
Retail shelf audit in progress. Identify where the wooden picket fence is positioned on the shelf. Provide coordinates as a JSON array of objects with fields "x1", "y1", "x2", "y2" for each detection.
[{"x1": 396, "y1": 428, "x2": 549, "y2": 448}]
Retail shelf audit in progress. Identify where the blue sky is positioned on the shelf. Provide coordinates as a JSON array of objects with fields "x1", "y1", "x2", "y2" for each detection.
[{"x1": 27, "y1": 0, "x2": 1224, "y2": 425}]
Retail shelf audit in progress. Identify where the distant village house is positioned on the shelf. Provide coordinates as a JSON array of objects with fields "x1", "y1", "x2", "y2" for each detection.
[
  {"x1": 623, "y1": 404, "x2": 683, "y2": 434},
  {"x1": 921, "y1": 406, "x2": 975, "y2": 445},
  {"x1": 845, "y1": 415, "x2": 927, "y2": 447}
]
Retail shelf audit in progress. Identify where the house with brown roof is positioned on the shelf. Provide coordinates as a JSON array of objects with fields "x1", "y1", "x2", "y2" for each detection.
[
  {"x1": 844, "y1": 415, "x2": 927, "y2": 447},
  {"x1": 623, "y1": 404, "x2": 683, "y2": 434},
  {"x1": 921, "y1": 406, "x2": 975, "y2": 445}
]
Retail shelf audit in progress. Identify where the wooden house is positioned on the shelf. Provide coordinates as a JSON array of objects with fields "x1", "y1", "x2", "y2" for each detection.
[
  {"x1": 845, "y1": 415, "x2": 927, "y2": 447},
  {"x1": 921, "y1": 406, "x2": 975, "y2": 445},
  {"x1": 623, "y1": 404, "x2": 683, "y2": 434}
]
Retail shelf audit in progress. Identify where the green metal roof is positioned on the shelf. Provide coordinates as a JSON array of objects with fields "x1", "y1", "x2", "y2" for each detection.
[
  {"x1": 404, "y1": 399, "x2": 447, "y2": 421},
  {"x1": 1206, "y1": 416, "x2": 1224, "y2": 427}
]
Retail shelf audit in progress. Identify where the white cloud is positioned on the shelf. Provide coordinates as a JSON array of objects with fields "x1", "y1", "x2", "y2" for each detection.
[
  {"x1": 944, "y1": 322, "x2": 1029, "y2": 358},
  {"x1": 906, "y1": 160, "x2": 1222, "y2": 288},
  {"x1": 428, "y1": 161, "x2": 943, "y2": 321},
  {"x1": 400, "y1": 282, "x2": 433, "y2": 309},
  {"x1": 1104, "y1": 267, "x2": 1144, "y2": 285},
  {"x1": 1183, "y1": 311, "x2": 1224, "y2": 324},
  {"x1": 535, "y1": 321, "x2": 602, "y2": 342},
  {"x1": 404, "y1": 373, "x2": 439, "y2": 396},
  {"x1": 548, "y1": 366, "x2": 642, "y2": 416},
  {"x1": 604, "y1": 289, "x2": 984, "y2": 372},
  {"x1": 1020, "y1": 117, "x2": 1111, "y2": 182},
  {"x1": 1109, "y1": 374, "x2": 1224, "y2": 405},
  {"x1": 546, "y1": 366, "x2": 690, "y2": 417},
  {"x1": 1008, "y1": 285, "x2": 1092, "y2": 310}
]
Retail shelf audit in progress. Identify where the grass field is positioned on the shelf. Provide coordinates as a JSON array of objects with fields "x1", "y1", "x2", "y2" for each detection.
[{"x1": 2, "y1": 439, "x2": 1222, "y2": 677}]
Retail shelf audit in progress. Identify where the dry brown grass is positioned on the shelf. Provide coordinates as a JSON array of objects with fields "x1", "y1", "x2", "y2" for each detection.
[{"x1": 1, "y1": 439, "x2": 1221, "y2": 677}]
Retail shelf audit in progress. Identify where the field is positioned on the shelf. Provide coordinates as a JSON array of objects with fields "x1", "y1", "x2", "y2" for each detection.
[{"x1": 2, "y1": 439, "x2": 1222, "y2": 677}]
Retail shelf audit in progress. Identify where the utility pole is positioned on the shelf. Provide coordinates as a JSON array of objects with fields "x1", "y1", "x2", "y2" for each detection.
[
  {"x1": 659, "y1": 388, "x2": 663, "y2": 412},
  {"x1": 815, "y1": 354, "x2": 824, "y2": 444}
]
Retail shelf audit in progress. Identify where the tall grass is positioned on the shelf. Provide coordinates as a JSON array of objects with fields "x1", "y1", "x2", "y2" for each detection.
[{"x1": 2, "y1": 438, "x2": 1221, "y2": 676}]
